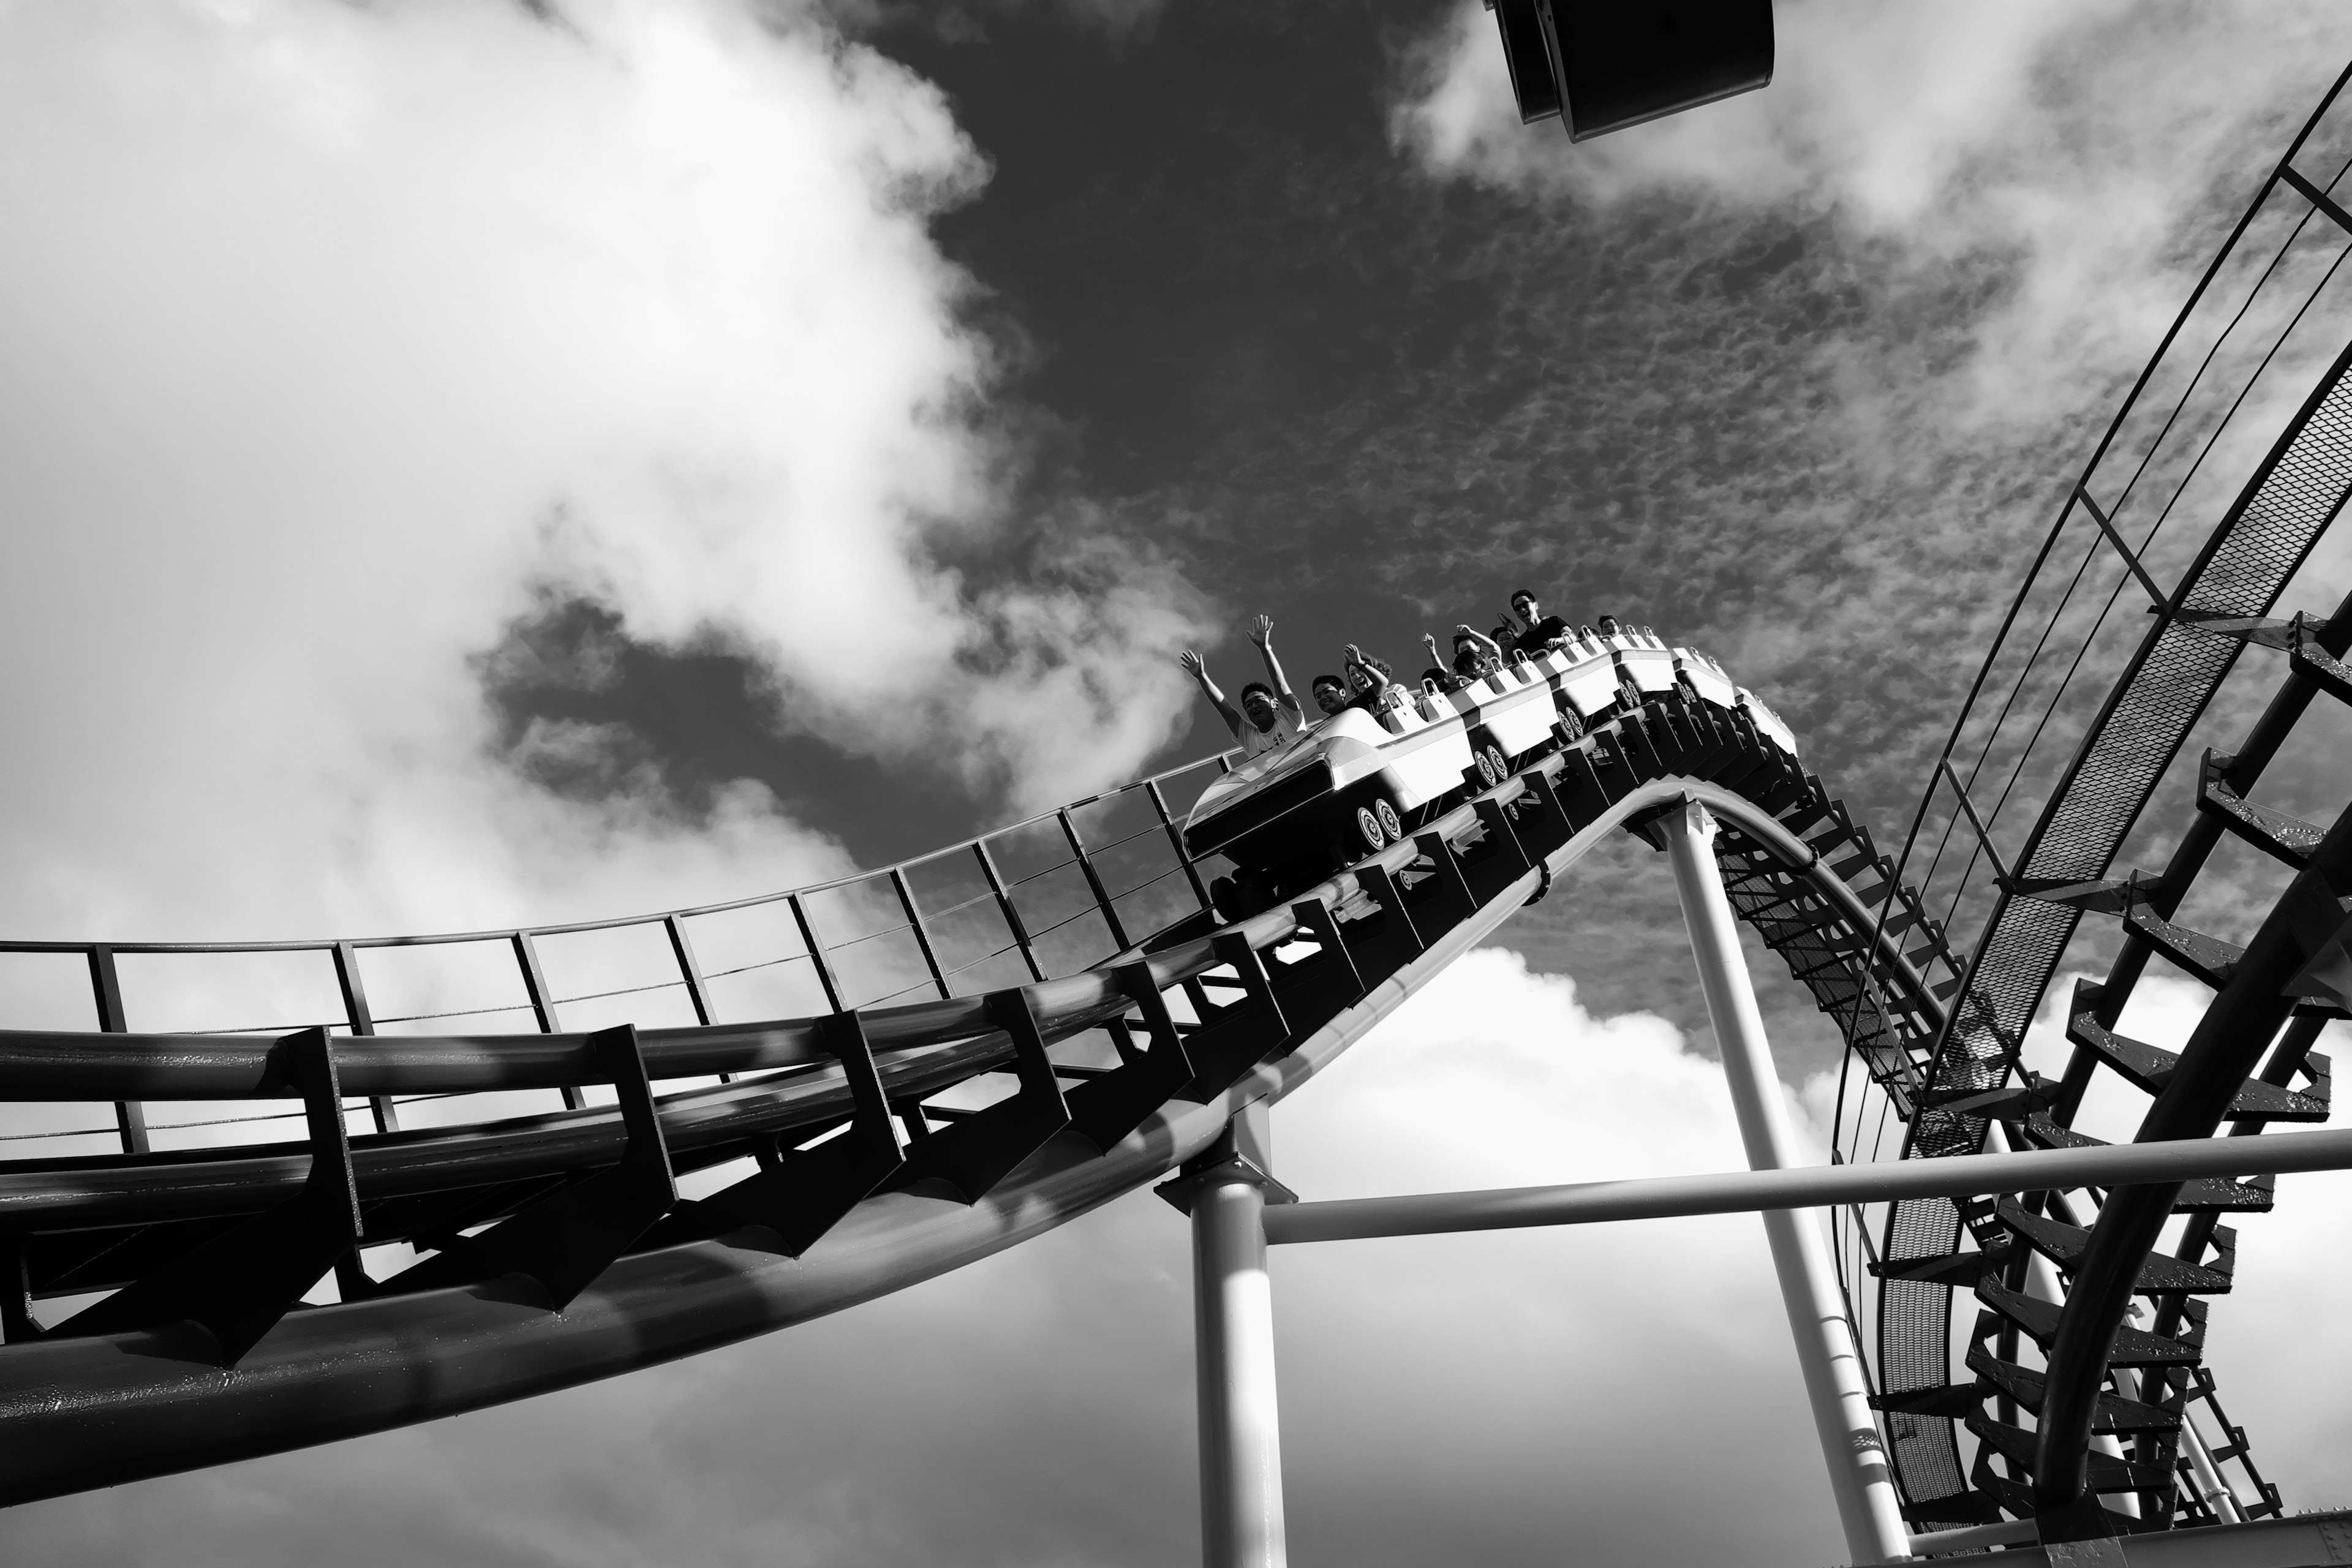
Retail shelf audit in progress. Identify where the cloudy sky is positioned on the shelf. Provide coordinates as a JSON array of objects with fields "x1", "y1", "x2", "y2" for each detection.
[{"x1": 4, "y1": 1, "x2": 2352, "y2": 1562}]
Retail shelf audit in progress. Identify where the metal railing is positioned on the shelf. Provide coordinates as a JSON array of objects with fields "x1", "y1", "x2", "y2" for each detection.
[
  {"x1": 1857, "y1": 66, "x2": 2352, "y2": 1095},
  {"x1": 0, "y1": 751, "x2": 1237, "y2": 1160},
  {"x1": 1826, "y1": 63, "x2": 2352, "y2": 1529}
]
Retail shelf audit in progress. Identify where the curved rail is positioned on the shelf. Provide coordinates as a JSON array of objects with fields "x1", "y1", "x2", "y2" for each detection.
[
  {"x1": 1823, "y1": 65, "x2": 2352, "y2": 1540},
  {"x1": 0, "y1": 678, "x2": 1954, "y2": 1506}
]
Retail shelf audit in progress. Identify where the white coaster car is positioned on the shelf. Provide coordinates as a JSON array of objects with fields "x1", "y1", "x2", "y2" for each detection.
[{"x1": 1183, "y1": 631, "x2": 1792, "y2": 919}]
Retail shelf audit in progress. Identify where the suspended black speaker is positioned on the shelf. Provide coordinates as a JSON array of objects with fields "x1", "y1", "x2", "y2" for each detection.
[{"x1": 1488, "y1": 0, "x2": 1773, "y2": 141}]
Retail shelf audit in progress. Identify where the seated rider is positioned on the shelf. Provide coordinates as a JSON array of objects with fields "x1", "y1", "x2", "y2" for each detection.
[
  {"x1": 1310, "y1": 673, "x2": 1351, "y2": 717},
  {"x1": 1421, "y1": 625, "x2": 1503, "y2": 689},
  {"x1": 1177, "y1": 614, "x2": 1305, "y2": 760},
  {"x1": 1505, "y1": 589, "x2": 1574, "y2": 657},
  {"x1": 1340, "y1": 644, "x2": 1398, "y2": 712}
]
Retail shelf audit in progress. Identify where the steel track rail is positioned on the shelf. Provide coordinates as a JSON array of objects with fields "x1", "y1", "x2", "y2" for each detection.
[{"x1": 0, "y1": 694, "x2": 1940, "y2": 1505}]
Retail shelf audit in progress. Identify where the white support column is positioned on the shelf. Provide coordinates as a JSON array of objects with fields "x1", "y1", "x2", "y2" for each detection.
[
  {"x1": 2180, "y1": 1409, "x2": 2247, "y2": 1524},
  {"x1": 1186, "y1": 1108, "x2": 1288, "y2": 1568},
  {"x1": 1665, "y1": 799, "x2": 1914, "y2": 1566}
]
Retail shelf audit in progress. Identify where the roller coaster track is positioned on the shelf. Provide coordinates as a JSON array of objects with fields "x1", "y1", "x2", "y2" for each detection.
[
  {"x1": 7, "y1": 70, "x2": 2352, "y2": 1568},
  {"x1": 0, "y1": 674, "x2": 1962, "y2": 1511}
]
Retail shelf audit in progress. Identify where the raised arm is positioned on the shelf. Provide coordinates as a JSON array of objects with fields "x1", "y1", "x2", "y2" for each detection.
[
  {"x1": 1453, "y1": 624, "x2": 1502, "y2": 660},
  {"x1": 1177, "y1": 649, "x2": 1243, "y2": 738},
  {"x1": 1248, "y1": 614, "x2": 1301, "y2": 717}
]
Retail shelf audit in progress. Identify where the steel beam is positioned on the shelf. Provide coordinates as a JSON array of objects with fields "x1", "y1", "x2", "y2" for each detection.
[
  {"x1": 1258, "y1": 1125, "x2": 2352, "y2": 1244},
  {"x1": 1664, "y1": 800, "x2": 1913, "y2": 1566}
]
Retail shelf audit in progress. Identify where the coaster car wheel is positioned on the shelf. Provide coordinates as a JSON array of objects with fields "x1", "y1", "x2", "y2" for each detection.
[{"x1": 1210, "y1": 867, "x2": 1284, "y2": 923}]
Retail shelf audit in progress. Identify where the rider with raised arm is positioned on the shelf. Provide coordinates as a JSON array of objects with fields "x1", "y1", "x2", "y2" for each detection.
[
  {"x1": 1504, "y1": 588, "x2": 1574, "y2": 657},
  {"x1": 1340, "y1": 644, "x2": 1400, "y2": 713},
  {"x1": 1420, "y1": 625, "x2": 1503, "y2": 690},
  {"x1": 1177, "y1": 614, "x2": 1305, "y2": 761}
]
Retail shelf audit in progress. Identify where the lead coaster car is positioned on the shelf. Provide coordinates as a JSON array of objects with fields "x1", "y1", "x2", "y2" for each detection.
[{"x1": 1182, "y1": 632, "x2": 1798, "y2": 920}]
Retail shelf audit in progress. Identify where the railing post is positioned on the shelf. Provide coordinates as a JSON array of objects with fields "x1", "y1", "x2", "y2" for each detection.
[
  {"x1": 789, "y1": 894, "x2": 846, "y2": 1012},
  {"x1": 665, "y1": 915, "x2": 730, "y2": 1084},
  {"x1": 1148, "y1": 777, "x2": 1214, "y2": 911},
  {"x1": 973, "y1": 841, "x2": 1048, "y2": 982},
  {"x1": 1060, "y1": 808, "x2": 1133, "y2": 952},
  {"x1": 1664, "y1": 799, "x2": 1913, "y2": 1566},
  {"x1": 891, "y1": 870, "x2": 952, "y2": 1000},
  {"x1": 332, "y1": 941, "x2": 398, "y2": 1134},
  {"x1": 510, "y1": 932, "x2": 582, "y2": 1112},
  {"x1": 663, "y1": 917, "x2": 715, "y2": 1027},
  {"x1": 2075, "y1": 486, "x2": 2171, "y2": 616},
  {"x1": 87, "y1": 946, "x2": 148, "y2": 1155}
]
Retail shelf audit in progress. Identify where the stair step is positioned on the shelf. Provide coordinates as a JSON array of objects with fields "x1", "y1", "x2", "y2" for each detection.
[
  {"x1": 2015, "y1": 876, "x2": 2143, "y2": 913},
  {"x1": 1873, "y1": 1243, "x2": 2006, "y2": 1287},
  {"x1": 1975, "y1": 1282, "x2": 2204, "y2": 1365},
  {"x1": 1964, "y1": 1348, "x2": 2180, "y2": 1433},
  {"x1": 2120, "y1": 906, "x2": 2244, "y2": 987},
  {"x1": 2065, "y1": 1012, "x2": 2328, "y2": 1120},
  {"x1": 2198, "y1": 757, "x2": 2324, "y2": 869},
  {"x1": 1966, "y1": 1415, "x2": 2174, "y2": 1490},
  {"x1": 1871, "y1": 1383, "x2": 1981, "y2": 1419},
  {"x1": 1993, "y1": 1199, "x2": 2233, "y2": 1294},
  {"x1": 2018, "y1": 1114, "x2": 2277, "y2": 1210}
]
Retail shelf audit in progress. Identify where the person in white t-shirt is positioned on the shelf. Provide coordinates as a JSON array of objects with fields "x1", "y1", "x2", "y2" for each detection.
[{"x1": 1178, "y1": 614, "x2": 1305, "y2": 760}]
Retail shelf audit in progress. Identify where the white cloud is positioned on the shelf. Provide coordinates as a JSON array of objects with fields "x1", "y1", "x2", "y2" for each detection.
[
  {"x1": 0, "y1": 0, "x2": 1208, "y2": 953},
  {"x1": 1392, "y1": 0, "x2": 2352, "y2": 431}
]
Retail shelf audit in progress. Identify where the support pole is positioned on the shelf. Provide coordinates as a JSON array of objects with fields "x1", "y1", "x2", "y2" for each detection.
[
  {"x1": 1180, "y1": 1107, "x2": 1288, "y2": 1568},
  {"x1": 1665, "y1": 799, "x2": 1913, "y2": 1566}
]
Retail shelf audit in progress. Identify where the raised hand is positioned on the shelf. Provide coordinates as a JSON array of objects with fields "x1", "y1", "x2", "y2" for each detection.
[
  {"x1": 1248, "y1": 613, "x2": 1273, "y2": 647},
  {"x1": 1455, "y1": 624, "x2": 1477, "y2": 636},
  {"x1": 1177, "y1": 649, "x2": 1205, "y2": 677}
]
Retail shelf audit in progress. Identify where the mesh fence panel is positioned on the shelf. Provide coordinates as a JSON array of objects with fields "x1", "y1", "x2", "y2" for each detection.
[{"x1": 1869, "y1": 336, "x2": 2352, "y2": 1518}]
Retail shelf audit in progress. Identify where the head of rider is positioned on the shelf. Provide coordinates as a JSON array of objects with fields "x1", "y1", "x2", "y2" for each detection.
[
  {"x1": 1510, "y1": 590, "x2": 1573, "y2": 654},
  {"x1": 1311, "y1": 674, "x2": 1349, "y2": 717},
  {"x1": 1238, "y1": 681, "x2": 1281, "y2": 732}
]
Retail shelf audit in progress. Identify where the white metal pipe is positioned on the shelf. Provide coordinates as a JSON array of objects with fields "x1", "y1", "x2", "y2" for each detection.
[
  {"x1": 1257, "y1": 1123, "x2": 2352, "y2": 1244},
  {"x1": 1665, "y1": 800, "x2": 1915, "y2": 1566},
  {"x1": 1906, "y1": 1517, "x2": 2040, "y2": 1555},
  {"x1": 1194, "y1": 1170, "x2": 1287, "y2": 1568},
  {"x1": 2180, "y1": 1401, "x2": 2247, "y2": 1523}
]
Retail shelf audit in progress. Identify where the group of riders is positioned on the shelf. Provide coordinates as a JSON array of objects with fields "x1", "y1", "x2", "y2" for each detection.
[{"x1": 1178, "y1": 588, "x2": 1619, "y2": 761}]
